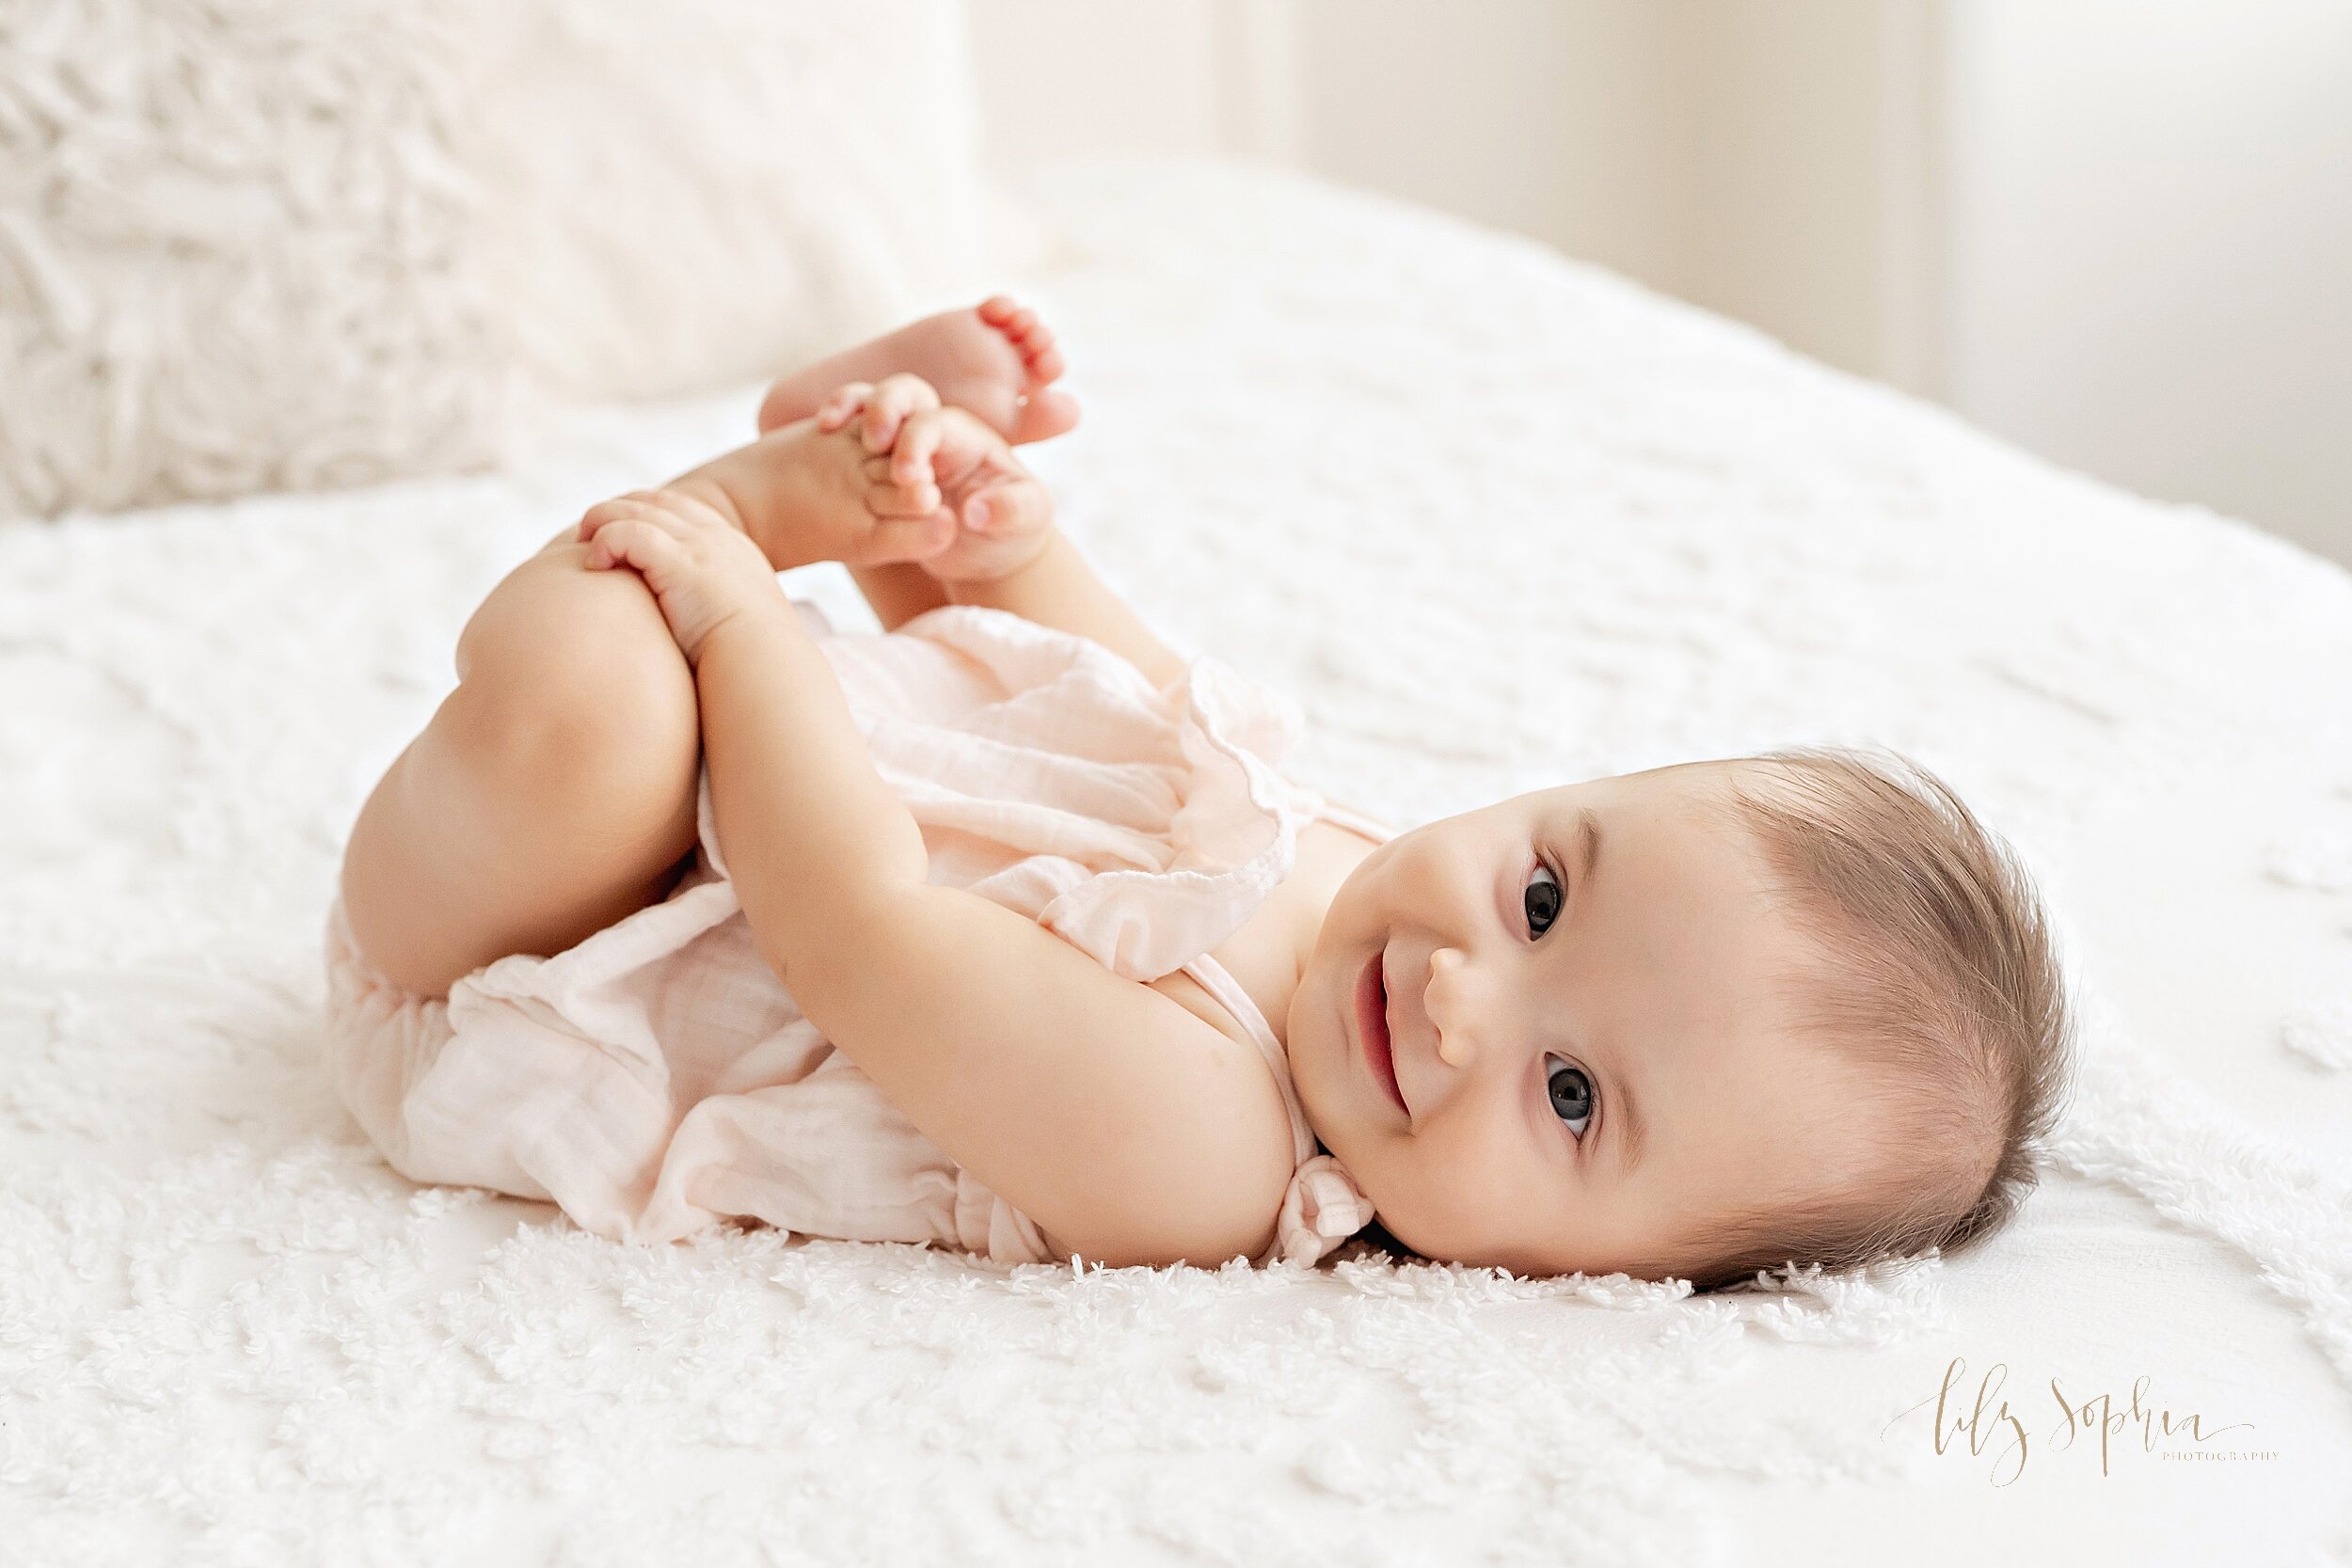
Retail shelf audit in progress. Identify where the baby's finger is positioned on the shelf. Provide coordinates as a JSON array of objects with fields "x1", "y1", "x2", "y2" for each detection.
[
  {"x1": 581, "y1": 515, "x2": 675, "y2": 574},
  {"x1": 575, "y1": 490, "x2": 669, "y2": 543},
  {"x1": 858, "y1": 396, "x2": 906, "y2": 454},
  {"x1": 891, "y1": 408, "x2": 946, "y2": 485},
  {"x1": 646, "y1": 487, "x2": 734, "y2": 534},
  {"x1": 875, "y1": 372, "x2": 941, "y2": 414},
  {"x1": 961, "y1": 475, "x2": 1045, "y2": 537},
  {"x1": 868, "y1": 512, "x2": 958, "y2": 562},
  {"x1": 579, "y1": 497, "x2": 699, "y2": 555},
  {"x1": 574, "y1": 496, "x2": 668, "y2": 545},
  {"x1": 816, "y1": 382, "x2": 874, "y2": 433},
  {"x1": 865, "y1": 478, "x2": 943, "y2": 519},
  {"x1": 863, "y1": 459, "x2": 946, "y2": 516},
  {"x1": 859, "y1": 373, "x2": 942, "y2": 453}
]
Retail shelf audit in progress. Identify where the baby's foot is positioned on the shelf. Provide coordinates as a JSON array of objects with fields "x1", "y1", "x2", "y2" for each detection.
[
  {"x1": 755, "y1": 296, "x2": 1081, "y2": 446},
  {"x1": 824, "y1": 372, "x2": 1056, "y2": 585}
]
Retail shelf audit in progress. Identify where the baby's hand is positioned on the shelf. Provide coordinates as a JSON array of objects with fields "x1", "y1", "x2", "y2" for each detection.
[
  {"x1": 817, "y1": 373, "x2": 1057, "y2": 586},
  {"x1": 576, "y1": 487, "x2": 785, "y2": 667}
]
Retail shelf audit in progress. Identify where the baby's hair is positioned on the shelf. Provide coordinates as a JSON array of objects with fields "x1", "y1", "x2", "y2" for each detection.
[{"x1": 1676, "y1": 746, "x2": 2076, "y2": 1292}]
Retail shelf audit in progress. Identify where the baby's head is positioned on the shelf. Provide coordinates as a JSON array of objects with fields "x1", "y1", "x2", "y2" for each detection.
[{"x1": 1288, "y1": 748, "x2": 2074, "y2": 1290}]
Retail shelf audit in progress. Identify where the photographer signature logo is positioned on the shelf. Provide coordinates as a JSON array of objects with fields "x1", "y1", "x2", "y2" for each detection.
[{"x1": 1883, "y1": 1357, "x2": 2271, "y2": 1486}]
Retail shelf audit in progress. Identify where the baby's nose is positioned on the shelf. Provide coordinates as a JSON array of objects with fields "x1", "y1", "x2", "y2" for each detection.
[{"x1": 1428, "y1": 947, "x2": 1477, "y2": 1068}]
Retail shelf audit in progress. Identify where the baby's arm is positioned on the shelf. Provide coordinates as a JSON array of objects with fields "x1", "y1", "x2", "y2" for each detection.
[
  {"x1": 683, "y1": 555, "x2": 1290, "y2": 1268},
  {"x1": 580, "y1": 480, "x2": 1289, "y2": 1267}
]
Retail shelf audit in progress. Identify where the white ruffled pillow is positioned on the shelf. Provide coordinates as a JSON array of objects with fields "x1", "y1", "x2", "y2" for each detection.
[
  {"x1": 0, "y1": 0, "x2": 507, "y2": 516},
  {"x1": 0, "y1": 0, "x2": 990, "y2": 517},
  {"x1": 469, "y1": 0, "x2": 993, "y2": 404}
]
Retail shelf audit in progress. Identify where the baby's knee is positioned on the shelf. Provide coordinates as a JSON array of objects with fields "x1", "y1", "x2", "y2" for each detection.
[{"x1": 451, "y1": 546, "x2": 700, "y2": 779}]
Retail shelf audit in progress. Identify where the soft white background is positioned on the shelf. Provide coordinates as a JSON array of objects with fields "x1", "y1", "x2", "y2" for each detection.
[
  {"x1": 9, "y1": 164, "x2": 2349, "y2": 1560},
  {"x1": 7, "y1": 7, "x2": 2352, "y2": 1562},
  {"x1": 970, "y1": 0, "x2": 2352, "y2": 569}
]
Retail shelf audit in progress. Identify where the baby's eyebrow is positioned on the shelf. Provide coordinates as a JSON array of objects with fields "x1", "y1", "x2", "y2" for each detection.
[
  {"x1": 1573, "y1": 810, "x2": 1603, "y2": 890},
  {"x1": 1613, "y1": 1057, "x2": 1647, "y2": 1178}
]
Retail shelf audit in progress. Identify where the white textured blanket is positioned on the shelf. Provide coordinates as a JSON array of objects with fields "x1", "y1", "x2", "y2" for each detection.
[{"x1": 5, "y1": 158, "x2": 2350, "y2": 1565}]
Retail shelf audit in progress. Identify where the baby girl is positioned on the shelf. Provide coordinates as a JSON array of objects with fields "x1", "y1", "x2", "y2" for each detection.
[{"x1": 325, "y1": 299, "x2": 2074, "y2": 1289}]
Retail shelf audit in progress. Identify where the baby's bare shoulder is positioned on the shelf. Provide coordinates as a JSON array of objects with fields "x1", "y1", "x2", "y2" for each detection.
[{"x1": 1118, "y1": 966, "x2": 1297, "y2": 1259}]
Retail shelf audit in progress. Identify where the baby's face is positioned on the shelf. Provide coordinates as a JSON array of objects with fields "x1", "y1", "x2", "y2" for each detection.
[{"x1": 1289, "y1": 763, "x2": 1876, "y2": 1280}]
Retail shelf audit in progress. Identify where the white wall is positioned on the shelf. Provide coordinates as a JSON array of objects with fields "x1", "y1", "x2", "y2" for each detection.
[
  {"x1": 1940, "y1": 0, "x2": 2352, "y2": 564},
  {"x1": 965, "y1": 0, "x2": 2352, "y2": 567},
  {"x1": 969, "y1": 0, "x2": 1697, "y2": 310},
  {"x1": 1287, "y1": 0, "x2": 1687, "y2": 291},
  {"x1": 1671, "y1": 1, "x2": 1942, "y2": 394},
  {"x1": 966, "y1": 0, "x2": 1941, "y2": 396},
  {"x1": 965, "y1": 1, "x2": 1226, "y2": 168}
]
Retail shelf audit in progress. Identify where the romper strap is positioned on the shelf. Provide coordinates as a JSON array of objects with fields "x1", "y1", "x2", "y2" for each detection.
[
  {"x1": 1180, "y1": 954, "x2": 1315, "y2": 1169},
  {"x1": 1315, "y1": 800, "x2": 1398, "y2": 845}
]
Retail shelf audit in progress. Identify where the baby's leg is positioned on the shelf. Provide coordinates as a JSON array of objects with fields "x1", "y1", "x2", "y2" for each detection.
[
  {"x1": 756, "y1": 296, "x2": 1078, "y2": 445},
  {"x1": 338, "y1": 527, "x2": 702, "y2": 998}
]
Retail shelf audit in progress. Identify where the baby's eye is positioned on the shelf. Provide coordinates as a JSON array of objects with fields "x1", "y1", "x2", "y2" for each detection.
[
  {"x1": 1546, "y1": 1054, "x2": 1593, "y2": 1137},
  {"x1": 1524, "y1": 861, "x2": 1564, "y2": 938}
]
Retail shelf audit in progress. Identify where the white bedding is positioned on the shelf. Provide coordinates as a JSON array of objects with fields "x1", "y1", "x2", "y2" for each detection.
[{"x1": 5, "y1": 157, "x2": 2350, "y2": 1565}]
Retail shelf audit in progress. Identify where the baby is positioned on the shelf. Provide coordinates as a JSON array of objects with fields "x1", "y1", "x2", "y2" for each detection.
[{"x1": 328, "y1": 299, "x2": 2074, "y2": 1289}]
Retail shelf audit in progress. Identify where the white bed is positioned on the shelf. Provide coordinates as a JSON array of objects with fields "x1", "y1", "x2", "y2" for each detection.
[{"x1": 6, "y1": 156, "x2": 2351, "y2": 1565}]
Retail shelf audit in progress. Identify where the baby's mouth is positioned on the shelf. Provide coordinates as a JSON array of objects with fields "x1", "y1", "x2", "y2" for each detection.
[{"x1": 1357, "y1": 950, "x2": 1407, "y2": 1117}]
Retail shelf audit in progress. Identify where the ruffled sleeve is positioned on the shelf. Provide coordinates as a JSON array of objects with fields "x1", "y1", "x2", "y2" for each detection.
[{"x1": 855, "y1": 604, "x2": 1330, "y2": 984}]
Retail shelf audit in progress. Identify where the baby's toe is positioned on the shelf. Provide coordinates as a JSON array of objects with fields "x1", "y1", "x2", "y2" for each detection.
[
  {"x1": 978, "y1": 297, "x2": 1060, "y2": 372},
  {"x1": 1008, "y1": 386, "x2": 1080, "y2": 444}
]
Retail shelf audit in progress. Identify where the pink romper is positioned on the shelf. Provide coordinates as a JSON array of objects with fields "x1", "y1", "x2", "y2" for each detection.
[{"x1": 321, "y1": 600, "x2": 1388, "y2": 1267}]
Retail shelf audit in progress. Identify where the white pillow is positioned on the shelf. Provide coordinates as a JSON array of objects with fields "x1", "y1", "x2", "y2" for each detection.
[
  {"x1": 0, "y1": 0, "x2": 992, "y2": 516},
  {"x1": 464, "y1": 0, "x2": 994, "y2": 404},
  {"x1": 0, "y1": 0, "x2": 509, "y2": 516}
]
